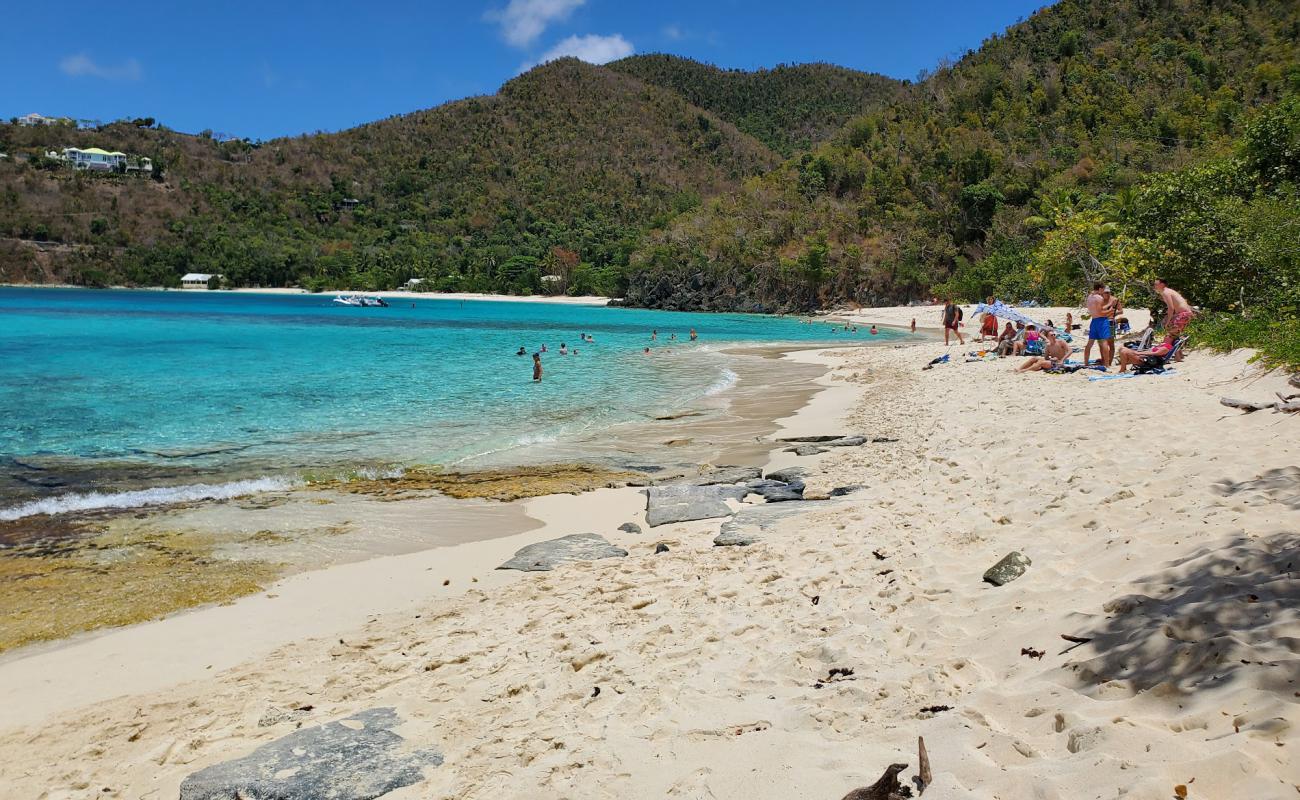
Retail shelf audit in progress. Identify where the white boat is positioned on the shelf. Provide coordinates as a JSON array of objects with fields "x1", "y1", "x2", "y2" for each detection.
[{"x1": 332, "y1": 294, "x2": 388, "y2": 307}]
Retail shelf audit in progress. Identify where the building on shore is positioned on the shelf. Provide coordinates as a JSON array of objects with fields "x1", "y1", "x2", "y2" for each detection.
[
  {"x1": 60, "y1": 147, "x2": 127, "y2": 171},
  {"x1": 18, "y1": 113, "x2": 71, "y2": 127},
  {"x1": 180, "y1": 273, "x2": 218, "y2": 290}
]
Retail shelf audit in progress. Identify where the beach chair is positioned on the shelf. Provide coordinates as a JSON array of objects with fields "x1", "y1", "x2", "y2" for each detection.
[{"x1": 1133, "y1": 336, "x2": 1188, "y2": 374}]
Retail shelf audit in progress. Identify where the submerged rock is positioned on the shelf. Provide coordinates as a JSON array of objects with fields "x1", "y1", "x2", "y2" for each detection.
[
  {"x1": 179, "y1": 707, "x2": 441, "y2": 800},
  {"x1": 787, "y1": 445, "x2": 828, "y2": 456},
  {"x1": 983, "y1": 552, "x2": 1032, "y2": 586},
  {"x1": 497, "y1": 533, "x2": 628, "y2": 571},
  {"x1": 645, "y1": 484, "x2": 746, "y2": 527}
]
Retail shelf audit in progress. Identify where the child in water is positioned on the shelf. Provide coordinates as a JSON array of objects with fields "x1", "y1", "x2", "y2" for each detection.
[{"x1": 532, "y1": 353, "x2": 542, "y2": 382}]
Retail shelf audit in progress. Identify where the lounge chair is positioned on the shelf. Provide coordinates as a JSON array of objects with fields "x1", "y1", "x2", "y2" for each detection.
[{"x1": 1132, "y1": 336, "x2": 1188, "y2": 374}]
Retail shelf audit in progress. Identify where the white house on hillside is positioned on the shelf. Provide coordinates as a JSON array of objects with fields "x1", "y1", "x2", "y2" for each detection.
[
  {"x1": 19, "y1": 113, "x2": 65, "y2": 126},
  {"x1": 61, "y1": 147, "x2": 127, "y2": 171},
  {"x1": 180, "y1": 273, "x2": 218, "y2": 290}
]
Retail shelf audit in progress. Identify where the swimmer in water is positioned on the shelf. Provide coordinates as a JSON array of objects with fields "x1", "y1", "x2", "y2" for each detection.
[
  {"x1": 516, "y1": 346, "x2": 526, "y2": 356},
  {"x1": 559, "y1": 343, "x2": 568, "y2": 355},
  {"x1": 540, "y1": 344, "x2": 547, "y2": 353},
  {"x1": 870, "y1": 325, "x2": 878, "y2": 335},
  {"x1": 643, "y1": 346, "x2": 651, "y2": 354},
  {"x1": 532, "y1": 353, "x2": 542, "y2": 382},
  {"x1": 651, "y1": 330, "x2": 657, "y2": 341}
]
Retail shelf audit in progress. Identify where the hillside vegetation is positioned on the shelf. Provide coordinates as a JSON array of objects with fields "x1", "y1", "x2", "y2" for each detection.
[
  {"x1": 0, "y1": 59, "x2": 778, "y2": 294},
  {"x1": 607, "y1": 54, "x2": 903, "y2": 155},
  {"x1": 626, "y1": 0, "x2": 1300, "y2": 316}
]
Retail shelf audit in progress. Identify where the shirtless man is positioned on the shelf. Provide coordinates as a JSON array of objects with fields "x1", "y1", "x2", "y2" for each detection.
[
  {"x1": 532, "y1": 352, "x2": 542, "y2": 382},
  {"x1": 1016, "y1": 329, "x2": 1072, "y2": 372},
  {"x1": 1083, "y1": 283, "x2": 1112, "y2": 366},
  {"x1": 1154, "y1": 277, "x2": 1194, "y2": 336}
]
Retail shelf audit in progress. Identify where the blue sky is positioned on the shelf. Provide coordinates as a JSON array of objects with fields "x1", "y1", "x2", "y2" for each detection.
[{"x1": 0, "y1": 0, "x2": 1049, "y2": 141}]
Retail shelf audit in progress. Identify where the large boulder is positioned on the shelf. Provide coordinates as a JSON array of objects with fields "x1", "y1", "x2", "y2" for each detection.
[
  {"x1": 497, "y1": 533, "x2": 628, "y2": 571},
  {"x1": 645, "y1": 484, "x2": 746, "y2": 527},
  {"x1": 743, "y1": 478, "x2": 805, "y2": 503},
  {"x1": 179, "y1": 707, "x2": 440, "y2": 800}
]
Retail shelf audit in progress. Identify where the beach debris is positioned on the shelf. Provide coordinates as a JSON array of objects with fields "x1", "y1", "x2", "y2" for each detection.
[
  {"x1": 1060, "y1": 634, "x2": 1093, "y2": 644},
  {"x1": 920, "y1": 705, "x2": 952, "y2": 715},
  {"x1": 442, "y1": 579, "x2": 450, "y2": 586},
  {"x1": 591, "y1": 686, "x2": 600, "y2": 698},
  {"x1": 916, "y1": 737, "x2": 932, "y2": 795},
  {"x1": 829, "y1": 485, "x2": 863, "y2": 497},
  {"x1": 839, "y1": 763, "x2": 910, "y2": 800},
  {"x1": 618, "y1": 522, "x2": 643, "y2": 534},
  {"x1": 713, "y1": 500, "x2": 841, "y2": 546},
  {"x1": 982, "y1": 551, "x2": 1032, "y2": 586},
  {"x1": 811, "y1": 595, "x2": 820, "y2": 605},
  {"x1": 1021, "y1": 646, "x2": 1046, "y2": 660},
  {"x1": 645, "y1": 483, "x2": 746, "y2": 526},
  {"x1": 496, "y1": 533, "x2": 628, "y2": 572},
  {"x1": 654, "y1": 542, "x2": 670, "y2": 554},
  {"x1": 872, "y1": 436, "x2": 899, "y2": 443},
  {"x1": 1174, "y1": 785, "x2": 1188, "y2": 799},
  {"x1": 179, "y1": 707, "x2": 441, "y2": 800},
  {"x1": 1220, "y1": 396, "x2": 1284, "y2": 413},
  {"x1": 873, "y1": 549, "x2": 888, "y2": 560}
]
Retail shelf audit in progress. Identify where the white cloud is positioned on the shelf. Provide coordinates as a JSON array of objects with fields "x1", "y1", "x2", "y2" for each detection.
[
  {"x1": 59, "y1": 53, "x2": 143, "y2": 81},
  {"x1": 486, "y1": 0, "x2": 586, "y2": 48},
  {"x1": 662, "y1": 24, "x2": 683, "y2": 41},
  {"x1": 524, "y1": 33, "x2": 633, "y2": 71}
]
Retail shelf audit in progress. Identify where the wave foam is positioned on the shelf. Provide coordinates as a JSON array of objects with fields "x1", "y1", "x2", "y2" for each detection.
[
  {"x1": 704, "y1": 368, "x2": 739, "y2": 396},
  {"x1": 0, "y1": 476, "x2": 296, "y2": 521}
]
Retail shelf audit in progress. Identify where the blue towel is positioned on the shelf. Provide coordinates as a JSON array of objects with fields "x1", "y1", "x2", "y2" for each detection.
[{"x1": 1088, "y1": 369, "x2": 1177, "y2": 382}]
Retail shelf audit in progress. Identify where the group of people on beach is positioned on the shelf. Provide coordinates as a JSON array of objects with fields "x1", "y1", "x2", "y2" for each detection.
[
  {"x1": 945, "y1": 277, "x2": 1195, "y2": 374},
  {"x1": 522, "y1": 329, "x2": 700, "y2": 381}
]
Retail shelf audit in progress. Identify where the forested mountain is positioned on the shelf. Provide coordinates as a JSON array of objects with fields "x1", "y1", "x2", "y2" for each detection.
[
  {"x1": 0, "y1": 59, "x2": 778, "y2": 292},
  {"x1": 607, "y1": 54, "x2": 902, "y2": 155},
  {"x1": 625, "y1": 0, "x2": 1300, "y2": 313}
]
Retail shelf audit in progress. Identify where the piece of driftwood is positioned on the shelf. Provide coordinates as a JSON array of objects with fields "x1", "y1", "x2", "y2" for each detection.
[
  {"x1": 916, "y1": 737, "x2": 932, "y2": 795},
  {"x1": 840, "y1": 763, "x2": 909, "y2": 800},
  {"x1": 1289, "y1": 373, "x2": 1300, "y2": 390},
  {"x1": 1221, "y1": 397, "x2": 1278, "y2": 412}
]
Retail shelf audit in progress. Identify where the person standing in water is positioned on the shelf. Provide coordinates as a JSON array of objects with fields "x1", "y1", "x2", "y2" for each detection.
[
  {"x1": 910, "y1": 318, "x2": 916, "y2": 333},
  {"x1": 532, "y1": 353, "x2": 543, "y2": 382},
  {"x1": 689, "y1": 328, "x2": 698, "y2": 341},
  {"x1": 651, "y1": 330, "x2": 658, "y2": 341}
]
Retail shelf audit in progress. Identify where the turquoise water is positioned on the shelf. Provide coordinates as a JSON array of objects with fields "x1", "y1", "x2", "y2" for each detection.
[{"x1": 0, "y1": 288, "x2": 904, "y2": 518}]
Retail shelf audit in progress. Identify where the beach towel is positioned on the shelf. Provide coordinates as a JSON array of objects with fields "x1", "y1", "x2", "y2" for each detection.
[{"x1": 1087, "y1": 369, "x2": 1177, "y2": 382}]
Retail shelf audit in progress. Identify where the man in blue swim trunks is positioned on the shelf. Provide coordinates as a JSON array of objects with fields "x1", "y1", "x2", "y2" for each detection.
[{"x1": 1083, "y1": 282, "x2": 1113, "y2": 366}]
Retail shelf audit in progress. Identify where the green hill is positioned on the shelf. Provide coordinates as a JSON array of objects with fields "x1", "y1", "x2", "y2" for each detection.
[
  {"x1": 624, "y1": 0, "x2": 1300, "y2": 313},
  {"x1": 0, "y1": 58, "x2": 778, "y2": 293},
  {"x1": 607, "y1": 54, "x2": 902, "y2": 155}
]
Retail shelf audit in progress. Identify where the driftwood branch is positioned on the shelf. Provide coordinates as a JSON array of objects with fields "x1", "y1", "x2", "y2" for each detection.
[
  {"x1": 841, "y1": 763, "x2": 909, "y2": 800},
  {"x1": 917, "y1": 736, "x2": 932, "y2": 795},
  {"x1": 1220, "y1": 396, "x2": 1300, "y2": 414}
]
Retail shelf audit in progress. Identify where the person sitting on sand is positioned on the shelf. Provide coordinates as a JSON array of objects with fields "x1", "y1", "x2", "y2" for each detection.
[
  {"x1": 993, "y1": 321, "x2": 1018, "y2": 356},
  {"x1": 1117, "y1": 336, "x2": 1176, "y2": 372},
  {"x1": 532, "y1": 353, "x2": 542, "y2": 382},
  {"x1": 1014, "y1": 324, "x2": 1041, "y2": 356},
  {"x1": 1015, "y1": 330, "x2": 1071, "y2": 372}
]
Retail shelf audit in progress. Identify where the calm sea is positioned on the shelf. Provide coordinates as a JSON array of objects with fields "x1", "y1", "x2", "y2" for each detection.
[{"x1": 0, "y1": 288, "x2": 903, "y2": 519}]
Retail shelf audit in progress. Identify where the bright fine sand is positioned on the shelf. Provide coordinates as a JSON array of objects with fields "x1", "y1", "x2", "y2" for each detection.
[{"x1": 1, "y1": 323, "x2": 1298, "y2": 799}]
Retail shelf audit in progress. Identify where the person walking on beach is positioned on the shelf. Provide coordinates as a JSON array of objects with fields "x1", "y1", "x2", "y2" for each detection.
[
  {"x1": 910, "y1": 318, "x2": 916, "y2": 333},
  {"x1": 1083, "y1": 283, "x2": 1112, "y2": 366},
  {"x1": 532, "y1": 352, "x2": 543, "y2": 382},
  {"x1": 942, "y1": 300, "x2": 965, "y2": 345}
]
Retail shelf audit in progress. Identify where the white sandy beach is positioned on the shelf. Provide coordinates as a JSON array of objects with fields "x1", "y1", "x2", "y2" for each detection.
[{"x1": 1, "y1": 326, "x2": 1297, "y2": 799}]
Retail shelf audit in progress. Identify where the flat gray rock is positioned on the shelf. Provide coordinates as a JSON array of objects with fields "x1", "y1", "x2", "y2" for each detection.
[
  {"x1": 828, "y1": 484, "x2": 863, "y2": 497},
  {"x1": 179, "y1": 707, "x2": 440, "y2": 800},
  {"x1": 617, "y1": 522, "x2": 643, "y2": 534},
  {"x1": 983, "y1": 551, "x2": 1032, "y2": 586},
  {"x1": 786, "y1": 444, "x2": 828, "y2": 456},
  {"x1": 497, "y1": 533, "x2": 628, "y2": 571},
  {"x1": 777, "y1": 435, "x2": 846, "y2": 443},
  {"x1": 684, "y1": 465, "x2": 764, "y2": 486},
  {"x1": 764, "y1": 467, "x2": 808, "y2": 484},
  {"x1": 714, "y1": 500, "x2": 840, "y2": 547},
  {"x1": 645, "y1": 484, "x2": 745, "y2": 527},
  {"x1": 826, "y1": 436, "x2": 868, "y2": 447},
  {"x1": 744, "y1": 478, "x2": 804, "y2": 503}
]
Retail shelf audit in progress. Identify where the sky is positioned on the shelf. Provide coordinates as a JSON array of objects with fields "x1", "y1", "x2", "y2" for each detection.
[{"x1": 0, "y1": 0, "x2": 1049, "y2": 141}]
